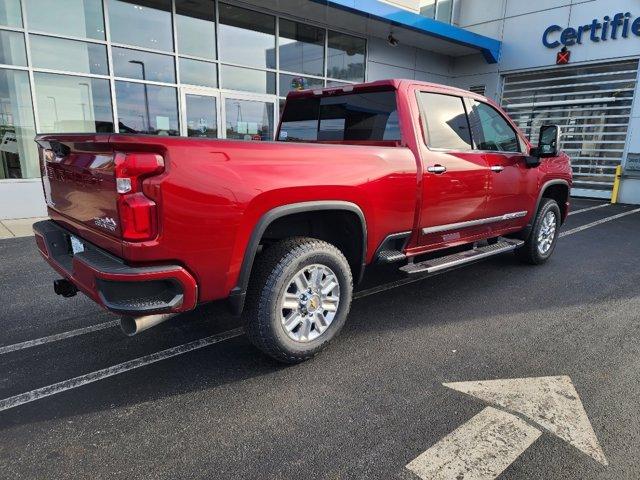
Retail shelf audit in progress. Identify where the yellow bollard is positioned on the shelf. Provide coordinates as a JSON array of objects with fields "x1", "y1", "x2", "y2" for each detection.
[{"x1": 611, "y1": 165, "x2": 622, "y2": 204}]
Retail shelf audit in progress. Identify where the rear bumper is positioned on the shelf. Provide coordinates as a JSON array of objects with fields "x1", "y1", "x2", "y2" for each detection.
[{"x1": 33, "y1": 220, "x2": 198, "y2": 316}]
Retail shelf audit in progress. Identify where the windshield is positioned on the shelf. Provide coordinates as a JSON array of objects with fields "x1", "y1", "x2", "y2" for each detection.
[{"x1": 278, "y1": 90, "x2": 401, "y2": 143}]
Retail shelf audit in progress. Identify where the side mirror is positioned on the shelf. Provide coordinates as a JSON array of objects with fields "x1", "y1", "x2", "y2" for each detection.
[{"x1": 535, "y1": 124, "x2": 560, "y2": 157}]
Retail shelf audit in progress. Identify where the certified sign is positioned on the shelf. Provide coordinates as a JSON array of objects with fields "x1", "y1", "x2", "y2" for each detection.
[{"x1": 626, "y1": 153, "x2": 640, "y2": 171}]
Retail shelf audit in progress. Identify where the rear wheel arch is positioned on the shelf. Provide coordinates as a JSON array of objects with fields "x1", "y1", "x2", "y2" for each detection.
[{"x1": 229, "y1": 201, "x2": 367, "y2": 315}]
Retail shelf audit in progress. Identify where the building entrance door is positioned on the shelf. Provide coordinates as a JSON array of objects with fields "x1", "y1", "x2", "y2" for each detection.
[{"x1": 221, "y1": 92, "x2": 277, "y2": 141}]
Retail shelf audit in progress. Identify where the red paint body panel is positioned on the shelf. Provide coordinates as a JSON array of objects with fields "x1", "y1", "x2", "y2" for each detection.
[{"x1": 34, "y1": 79, "x2": 572, "y2": 316}]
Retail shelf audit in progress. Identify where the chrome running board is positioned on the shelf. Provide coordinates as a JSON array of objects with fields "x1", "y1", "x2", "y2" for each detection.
[{"x1": 400, "y1": 238, "x2": 524, "y2": 275}]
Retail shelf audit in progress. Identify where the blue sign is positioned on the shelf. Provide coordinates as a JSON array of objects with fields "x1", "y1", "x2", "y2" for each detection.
[{"x1": 543, "y1": 12, "x2": 640, "y2": 48}]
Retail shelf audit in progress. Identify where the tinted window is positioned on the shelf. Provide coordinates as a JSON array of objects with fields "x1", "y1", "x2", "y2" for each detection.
[
  {"x1": 220, "y1": 65, "x2": 275, "y2": 94},
  {"x1": 279, "y1": 91, "x2": 400, "y2": 142},
  {"x1": 327, "y1": 31, "x2": 365, "y2": 82},
  {"x1": 28, "y1": 0, "x2": 105, "y2": 40},
  {"x1": 175, "y1": 0, "x2": 215, "y2": 59},
  {"x1": 218, "y1": 3, "x2": 275, "y2": 69},
  {"x1": 115, "y1": 81, "x2": 178, "y2": 135},
  {"x1": 108, "y1": 0, "x2": 173, "y2": 51},
  {"x1": 31, "y1": 35, "x2": 108, "y2": 75},
  {"x1": 279, "y1": 19, "x2": 324, "y2": 76},
  {"x1": 112, "y1": 47, "x2": 175, "y2": 83},
  {"x1": 34, "y1": 73, "x2": 113, "y2": 133},
  {"x1": 279, "y1": 73, "x2": 323, "y2": 97},
  {"x1": 0, "y1": 0, "x2": 22, "y2": 28},
  {"x1": 468, "y1": 100, "x2": 519, "y2": 152},
  {"x1": 418, "y1": 92, "x2": 471, "y2": 150},
  {"x1": 0, "y1": 30, "x2": 25, "y2": 66},
  {"x1": 180, "y1": 58, "x2": 217, "y2": 88}
]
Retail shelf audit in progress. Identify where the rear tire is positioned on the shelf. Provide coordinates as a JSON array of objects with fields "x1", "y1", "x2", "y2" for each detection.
[
  {"x1": 243, "y1": 237, "x2": 353, "y2": 364},
  {"x1": 516, "y1": 198, "x2": 561, "y2": 265}
]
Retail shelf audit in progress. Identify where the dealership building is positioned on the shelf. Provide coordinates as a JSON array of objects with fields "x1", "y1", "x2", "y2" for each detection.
[{"x1": 1, "y1": 0, "x2": 639, "y2": 219}]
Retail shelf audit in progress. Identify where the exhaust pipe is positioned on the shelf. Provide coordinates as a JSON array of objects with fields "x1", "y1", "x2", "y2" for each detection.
[{"x1": 120, "y1": 313, "x2": 178, "y2": 336}]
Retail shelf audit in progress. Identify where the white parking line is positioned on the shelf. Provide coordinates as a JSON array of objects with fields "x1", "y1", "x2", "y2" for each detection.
[
  {"x1": 568, "y1": 204, "x2": 609, "y2": 216},
  {"x1": 0, "y1": 327, "x2": 243, "y2": 413},
  {"x1": 0, "y1": 321, "x2": 118, "y2": 355},
  {"x1": 560, "y1": 207, "x2": 640, "y2": 237}
]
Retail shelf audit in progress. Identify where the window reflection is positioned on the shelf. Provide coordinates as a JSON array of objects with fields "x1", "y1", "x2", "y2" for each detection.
[
  {"x1": 0, "y1": 0, "x2": 22, "y2": 28},
  {"x1": 31, "y1": 35, "x2": 108, "y2": 75},
  {"x1": 113, "y1": 47, "x2": 175, "y2": 83},
  {"x1": 218, "y1": 3, "x2": 275, "y2": 69},
  {"x1": 279, "y1": 74, "x2": 323, "y2": 97},
  {"x1": 115, "y1": 81, "x2": 178, "y2": 135},
  {"x1": 221, "y1": 65, "x2": 275, "y2": 94},
  {"x1": 0, "y1": 68, "x2": 37, "y2": 179},
  {"x1": 185, "y1": 94, "x2": 217, "y2": 138},
  {"x1": 108, "y1": 0, "x2": 173, "y2": 51},
  {"x1": 180, "y1": 58, "x2": 217, "y2": 88},
  {"x1": 176, "y1": 0, "x2": 216, "y2": 59},
  {"x1": 28, "y1": 0, "x2": 105, "y2": 40},
  {"x1": 225, "y1": 98, "x2": 273, "y2": 141},
  {"x1": 0, "y1": 30, "x2": 26, "y2": 66},
  {"x1": 279, "y1": 19, "x2": 324, "y2": 76},
  {"x1": 34, "y1": 73, "x2": 114, "y2": 133},
  {"x1": 327, "y1": 31, "x2": 365, "y2": 82}
]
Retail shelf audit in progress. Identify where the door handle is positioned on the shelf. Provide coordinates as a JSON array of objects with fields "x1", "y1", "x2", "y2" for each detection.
[
  {"x1": 490, "y1": 165, "x2": 505, "y2": 172},
  {"x1": 427, "y1": 165, "x2": 447, "y2": 174}
]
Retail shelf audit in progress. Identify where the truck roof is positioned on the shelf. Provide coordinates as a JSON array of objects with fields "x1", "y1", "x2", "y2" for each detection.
[{"x1": 286, "y1": 78, "x2": 484, "y2": 101}]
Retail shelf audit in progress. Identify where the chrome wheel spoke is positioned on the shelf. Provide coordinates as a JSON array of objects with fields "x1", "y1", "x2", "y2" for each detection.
[
  {"x1": 280, "y1": 264, "x2": 341, "y2": 343},
  {"x1": 537, "y1": 211, "x2": 557, "y2": 255}
]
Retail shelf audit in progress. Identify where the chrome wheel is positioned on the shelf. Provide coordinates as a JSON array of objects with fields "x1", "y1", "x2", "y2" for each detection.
[
  {"x1": 279, "y1": 264, "x2": 340, "y2": 343},
  {"x1": 537, "y1": 210, "x2": 557, "y2": 255}
]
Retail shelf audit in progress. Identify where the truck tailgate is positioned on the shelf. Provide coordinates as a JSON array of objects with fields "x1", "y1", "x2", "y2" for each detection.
[{"x1": 36, "y1": 135, "x2": 121, "y2": 237}]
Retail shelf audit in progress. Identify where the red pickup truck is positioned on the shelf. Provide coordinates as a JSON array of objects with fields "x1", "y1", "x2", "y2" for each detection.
[{"x1": 33, "y1": 79, "x2": 571, "y2": 363}]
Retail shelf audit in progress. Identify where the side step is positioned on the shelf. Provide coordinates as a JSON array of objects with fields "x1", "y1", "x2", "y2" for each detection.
[{"x1": 399, "y1": 238, "x2": 524, "y2": 275}]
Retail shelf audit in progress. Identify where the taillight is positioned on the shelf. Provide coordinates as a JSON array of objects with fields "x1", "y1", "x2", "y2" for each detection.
[{"x1": 115, "y1": 152, "x2": 164, "y2": 241}]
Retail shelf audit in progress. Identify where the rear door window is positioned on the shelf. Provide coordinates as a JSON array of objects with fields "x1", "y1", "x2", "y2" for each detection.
[
  {"x1": 417, "y1": 92, "x2": 472, "y2": 150},
  {"x1": 467, "y1": 100, "x2": 520, "y2": 152},
  {"x1": 279, "y1": 90, "x2": 400, "y2": 142}
]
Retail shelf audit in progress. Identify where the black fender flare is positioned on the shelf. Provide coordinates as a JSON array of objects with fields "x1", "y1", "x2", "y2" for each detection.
[
  {"x1": 518, "y1": 179, "x2": 570, "y2": 239},
  {"x1": 228, "y1": 201, "x2": 367, "y2": 315}
]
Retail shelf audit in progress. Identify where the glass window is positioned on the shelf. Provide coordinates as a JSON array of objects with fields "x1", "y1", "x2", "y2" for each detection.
[
  {"x1": 27, "y1": 0, "x2": 105, "y2": 40},
  {"x1": 176, "y1": 0, "x2": 215, "y2": 59},
  {"x1": 467, "y1": 100, "x2": 520, "y2": 152},
  {"x1": 0, "y1": 68, "x2": 38, "y2": 179},
  {"x1": 327, "y1": 31, "x2": 365, "y2": 82},
  {"x1": 279, "y1": 19, "x2": 324, "y2": 76},
  {"x1": 0, "y1": 0, "x2": 22, "y2": 28},
  {"x1": 0, "y1": 30, "x2": 25, "y2": 66},
  {"x1": 221, "y1": 65, "x2": 275, "y2": 94},
  {"x1": 112, "y1": 47, "x2": 175, "y2": 83},
  {"x1": 279, "y1": 91, "x2": 400, "y2": 142},
  {"x1": 30, "y1": 35, "x2": 108, "y2": 75},
  {"x1": 418, "y1": 92, "x2": 472, "y2": 150},
  {"x1": 108, "y1": 0, "x2": 173, "y2": 51},
  {"x1": 224, "y1": 98, "x2": 273, "y2": 141},
  {"x1": 185, "y1": 94, "x2": 217, "y2": 138},
  {"x1": 218, "y1": 3, "x2": 275, "y2": 69},
  {"x1": 419, "y1": 0, "x2": 436, "y2": 19},
  {"x1": 115, "y1": 81, "x2": 178, "y2": 135},
  {"x1": 34, "y1": 73, "x2": 114, "y2": 133},
  {"x1": 180, "y1": 58, "x2": 217, "y2": 87},
  {"x1": 436, "y1": 0, "x2": 453, "y2": 23},
  {"x1": 279, "y1": 74, "x2": 323, "y2": 97}
]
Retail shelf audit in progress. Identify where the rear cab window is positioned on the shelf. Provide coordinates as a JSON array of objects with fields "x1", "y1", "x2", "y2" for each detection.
[{"x1": 278, "y1": 90, "x2": 401, "y2": 145}]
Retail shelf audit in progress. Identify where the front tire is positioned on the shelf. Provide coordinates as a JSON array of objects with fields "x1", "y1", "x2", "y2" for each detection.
[
  {"x1": 516, "y1": 198, "x2": 561, "y2": 265},
  {"x1": 243, "y1": 237, "x2": 353, "y2": 363}
]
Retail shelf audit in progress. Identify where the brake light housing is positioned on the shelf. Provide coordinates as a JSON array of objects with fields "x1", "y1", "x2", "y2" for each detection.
[{"x1": 115, "y1": 152, "x2": 164, "y2": 241}]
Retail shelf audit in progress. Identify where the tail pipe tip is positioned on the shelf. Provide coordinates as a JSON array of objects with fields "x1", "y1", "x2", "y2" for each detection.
[{"x1": 120, "y1": 313, "x2": 178, "y2": 336}]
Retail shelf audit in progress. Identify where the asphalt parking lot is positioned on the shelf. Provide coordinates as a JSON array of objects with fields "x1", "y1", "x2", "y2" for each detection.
[{"x1": 1, "y1": 198, "x2": 639, "y2": 480}]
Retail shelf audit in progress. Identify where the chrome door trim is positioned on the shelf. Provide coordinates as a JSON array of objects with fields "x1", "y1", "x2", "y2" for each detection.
[{"x1": 422, "y1": 211, "x2": 528, "y2": 235}]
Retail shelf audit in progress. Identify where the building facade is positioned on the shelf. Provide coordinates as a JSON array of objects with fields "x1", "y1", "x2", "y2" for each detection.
[{"x1": 0, "y1": 0, "x2": 639, "y2": 220}]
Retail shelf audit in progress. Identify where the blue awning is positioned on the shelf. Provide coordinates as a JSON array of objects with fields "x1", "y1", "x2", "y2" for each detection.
[{"x1": 311, "y1": 0, "x2": 501, "y2": 63}]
